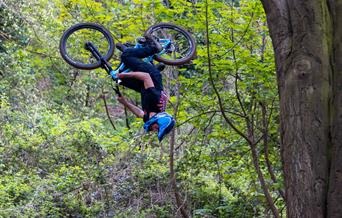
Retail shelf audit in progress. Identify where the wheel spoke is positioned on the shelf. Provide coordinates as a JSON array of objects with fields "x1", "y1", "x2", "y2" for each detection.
[
  {"x1": 150, "y1": 27, "x2": 192, "y2": 61},
  {"x1": 64, "y1": 28, "x2": 110, "y2": 65}
]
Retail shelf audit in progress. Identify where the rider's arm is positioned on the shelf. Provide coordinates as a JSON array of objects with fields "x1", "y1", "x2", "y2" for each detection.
[
  {"x1": 117, "y1": 72, "x2": 154, "y2": 89},
  {"x1": 117, "y1": 96, "x2": 144, "y2": 118}
]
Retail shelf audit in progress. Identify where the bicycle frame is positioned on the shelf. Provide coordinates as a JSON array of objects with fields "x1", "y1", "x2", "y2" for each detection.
[{"x1": 85, "y1": 38, "x2": 172, "y2": 84}]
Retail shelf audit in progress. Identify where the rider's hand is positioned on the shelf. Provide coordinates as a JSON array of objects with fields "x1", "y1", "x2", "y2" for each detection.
[{"x1": 117, "y1": 73, "x2": 125, "y2": 79}]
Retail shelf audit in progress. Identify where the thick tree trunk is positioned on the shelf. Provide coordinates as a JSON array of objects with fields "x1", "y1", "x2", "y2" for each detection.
[
  {"x1": 327, "y1": 1, "x2": 342, "y2": 217},
  {"x1": 261, "y1": 0, "x2": 341, "y2": 217}
]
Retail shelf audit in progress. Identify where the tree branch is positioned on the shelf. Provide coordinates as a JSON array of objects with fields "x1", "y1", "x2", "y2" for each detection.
[
  {"x1": 177, "y1": 109, "x2": 245, "y2": 127},
  {"x1": 101, "y1": 91, "x2": 116, "y2": 131},
  {"x1": 205, "y1": 0, "x2": 251, "y2": 144},
  {"x1": 169, "y1": 68, "x2": 189, "y2": 218},
  {"x1": 261, "y1": 101, "x2": 285, "y2": 200}
]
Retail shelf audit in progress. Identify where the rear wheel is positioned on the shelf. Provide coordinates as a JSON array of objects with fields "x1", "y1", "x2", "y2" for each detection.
[
  {"x1": 145, "y1": 23, "x2": 196, "y2": 66},
  {"x1": 59, "y1": 23, "x2": 115, "y2": 70}
]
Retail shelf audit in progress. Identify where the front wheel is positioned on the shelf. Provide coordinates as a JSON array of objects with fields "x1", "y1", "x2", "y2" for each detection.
[
  {"x1": 145, "y1": 23, "x2": 196, "y2": 66},
  {"x1": 59, "y1": 23, "x2": 115, "y2": 70}
]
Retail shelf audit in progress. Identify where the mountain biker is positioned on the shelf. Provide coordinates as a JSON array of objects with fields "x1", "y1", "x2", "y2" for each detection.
[{"x1": 115, "y1": 35, "x2": 175, "y2": 142}]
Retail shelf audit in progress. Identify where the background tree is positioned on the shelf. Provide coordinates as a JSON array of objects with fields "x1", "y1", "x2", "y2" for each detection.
[{"x1": 261, "y1": 0, "x2": 342, "y2": 217}]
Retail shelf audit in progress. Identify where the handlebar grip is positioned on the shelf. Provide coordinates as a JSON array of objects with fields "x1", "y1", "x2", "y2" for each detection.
[{"x1": 110, "y1": 70, "x2": 120, "y2": 83}]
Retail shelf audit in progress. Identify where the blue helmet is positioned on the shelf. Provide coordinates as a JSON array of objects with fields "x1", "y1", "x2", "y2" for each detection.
[{"x1": 143, "y1": 112, "x2": 176, "y2": 141}]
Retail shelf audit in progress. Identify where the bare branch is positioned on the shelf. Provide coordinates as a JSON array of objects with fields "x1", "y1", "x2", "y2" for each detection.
[
  {"x1": 169, "y1": 67, "x2": 189, "y2": 218},
  {"x1": 261, "y1": 101, "x2": 285, "y2": 200},
  {"x1": 101, "y1": 90, "x2": 116, "y2": 131},
  {"x1": 205, "y1": 0, "x2": 251, "y2": 144}
]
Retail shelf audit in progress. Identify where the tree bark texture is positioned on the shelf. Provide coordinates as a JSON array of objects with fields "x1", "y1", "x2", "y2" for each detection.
[
  {"x1": 261, "y1": 0, "x2": 341, "y2": 217},
  {"x1": 327, "y1": 1, "x2": 342, "y2": 218}
]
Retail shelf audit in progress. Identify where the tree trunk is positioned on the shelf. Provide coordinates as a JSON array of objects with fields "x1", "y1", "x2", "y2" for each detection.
[
  {"x1": 261, "y1": 0, "x2": 341, "y2": 217},
  {"x1": 327, "y1": 1, "x2": 342, "y2": 217},
  {"x1": 169, "y1": 69, "x2": 189, "y2": 218}
]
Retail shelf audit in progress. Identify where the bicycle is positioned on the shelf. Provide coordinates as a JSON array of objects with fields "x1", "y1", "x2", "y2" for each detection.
[{"x1": 59, "y1": 22, "x2": 196, "y2": 89}]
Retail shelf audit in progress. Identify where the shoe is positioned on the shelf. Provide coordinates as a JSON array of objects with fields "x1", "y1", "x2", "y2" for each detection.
[
  {"x1": 123, "y1": 42, "x2": 135, "y2": 47},
  {"x1": 144, "y1": 34, "x2": 162, "y2": 53},
  {"x1": 155, "y1": 63, "x2": 165, "y2": 72},
  {"x1": 116, "y1": 43, "x2": 127, "y2": 52},
  {"x1": 137, "y1": 37, "x2": 146, "y2": 44}
]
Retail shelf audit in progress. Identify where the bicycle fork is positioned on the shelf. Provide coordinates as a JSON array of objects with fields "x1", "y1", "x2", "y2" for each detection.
[
  {"x1": 85, "y1": 42, "x2": 122, "y2": 96},
  {"x1": 84, "y1": 42, "x2": 121, "y2": 83}
]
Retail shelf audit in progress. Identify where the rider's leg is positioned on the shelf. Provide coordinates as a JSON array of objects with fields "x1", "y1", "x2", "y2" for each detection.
[
  {"x1": 121, "y1": 47, "x2": 163, "y2": 90},
  {"x1": 121, "y1": 46, "x2": 157, "y2": 61}
]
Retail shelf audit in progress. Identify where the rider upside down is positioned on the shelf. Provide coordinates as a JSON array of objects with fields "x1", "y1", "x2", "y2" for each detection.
[{"x1": 115, "y1": 35, "x2": 175, "y2": 142}]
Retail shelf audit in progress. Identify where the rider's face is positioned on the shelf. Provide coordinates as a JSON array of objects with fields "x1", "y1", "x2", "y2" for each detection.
[{"x1": 151, "y1": 123, "x2": 159, "y2": 132}]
